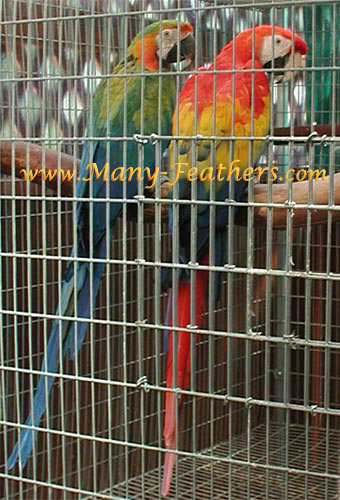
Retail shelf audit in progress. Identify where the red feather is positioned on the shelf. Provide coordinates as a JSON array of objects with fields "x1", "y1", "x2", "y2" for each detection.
[{"x1": 162, "y1": 252, "x2": 209, "y2": 497}]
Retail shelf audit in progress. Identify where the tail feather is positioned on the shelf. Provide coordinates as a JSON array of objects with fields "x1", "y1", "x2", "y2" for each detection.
[
  {"x1": 162, "y1": 252, "x2": 209, "y2": 497},
  {"x1": 8, "y1": 238, "x2": 107, "y2": 470},
  {"x1": 8, "y1": 318, "x2": 64, "y2": 469},
  {"x1": 164, "y1": 289, "x2": 173, "y2": 354},
  {"x1": 66, "y1": 260, "x2": 106, "y2": 359}
]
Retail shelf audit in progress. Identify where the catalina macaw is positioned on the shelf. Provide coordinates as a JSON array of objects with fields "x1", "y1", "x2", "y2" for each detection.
[
  {"x1": 8, "y1": 19, "x2": 195, "y2": 470},
  {"x1": 161, "y1": 25, "x2": 307, "y2": 496}
]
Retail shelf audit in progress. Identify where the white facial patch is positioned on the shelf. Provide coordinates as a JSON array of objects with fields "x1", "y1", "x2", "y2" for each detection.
[
  {"x1": 156, "y1": 28, "x2": 179, "y2": 60},
  {"x1": 260, "y1": 34, "x2": 306, "y2": 82},
  {"x1": 260, "y1": 34, "x2": 292, "y2": 67}
]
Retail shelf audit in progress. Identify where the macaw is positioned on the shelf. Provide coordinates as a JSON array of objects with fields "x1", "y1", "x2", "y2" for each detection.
[
  {"x1": 8, "y1": 19, "x2": 195, "y2": 470},
  {"x1": 161, "y1": 25, "x2": 307, "y2": 496}
]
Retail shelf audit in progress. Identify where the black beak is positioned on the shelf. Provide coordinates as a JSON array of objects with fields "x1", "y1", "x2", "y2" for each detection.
[
  {"x1": 165, "y1": 33, "x2": 195, "y2": 64},
  {"x1": 263, "y1": 53, "x2": 290, "y2": 78}
]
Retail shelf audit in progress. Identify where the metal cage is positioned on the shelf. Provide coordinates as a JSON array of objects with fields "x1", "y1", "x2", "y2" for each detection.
[{"x1": 0, "y1": 1, "x2": 340, "y2": 499}]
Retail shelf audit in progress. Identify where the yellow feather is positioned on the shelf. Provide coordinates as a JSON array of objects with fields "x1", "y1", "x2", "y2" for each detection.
[{"x1": 169, "y1": 94, "x2": 271, "y2": 193}]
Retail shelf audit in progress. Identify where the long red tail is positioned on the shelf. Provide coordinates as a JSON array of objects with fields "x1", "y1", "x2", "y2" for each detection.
[{"x1": 162, "y1": 252, "x2": 209, "y2": 497}]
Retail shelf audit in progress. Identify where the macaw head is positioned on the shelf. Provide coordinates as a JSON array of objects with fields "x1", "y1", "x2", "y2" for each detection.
[
  {"x1": 235, "y1": 25, "x2": 308, "y2": 82},
  {"x1": 129, "y1": 20, "x2": 195, "y2": 71}
]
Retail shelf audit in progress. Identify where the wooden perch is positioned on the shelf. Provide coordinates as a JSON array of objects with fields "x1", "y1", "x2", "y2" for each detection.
[
  {"x1": 274, "y1": 124, "x2": 340, "y2": 143},
  {"x1": 242, "y1": 177, "x2": 340, "y2": 228},
  {"x1": 0, "y1": 141, "x2": 79, "y2": 197},
  {"x1": 1, "y1": 140, "x2": 339, "y2": 229}
]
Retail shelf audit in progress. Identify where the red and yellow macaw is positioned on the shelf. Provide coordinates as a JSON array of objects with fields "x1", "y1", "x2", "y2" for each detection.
[{"x1": 161, "y1": 25, "x2": 307, "y2": 496}]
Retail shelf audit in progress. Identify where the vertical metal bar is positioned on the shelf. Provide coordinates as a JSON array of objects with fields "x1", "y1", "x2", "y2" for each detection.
[
  {"x1": 324, "y1": 5, "x2": 336, "y2": 496},
  {"x1": 71, "y1": 1, "x2": 82, "y2": 494},
  {"x1": 88, "y1": 1, "x2": 98, "y2": 494},
  {"x1": 304, "y1": 6, "x2": 316, "y2": 495},
  {"x1": 154, "y1": 111, "x2": 162, "y2": 498},
  {"x1": 245, "y1": 12, "x2": 256, "y2": 498},
  {"x1": 121, "y1": 10, "x2": 130, "y2": 498},
  {"x1": 170, "y1": 10, "x2": 180, "y2": 497},
  {"x1": 0, "y1": 9, "x2": 8, "y2": 498},
  {"x1": 8, "y1": 2, "x2": 24, "y2": 497},
  {"x1": 56, "y1": 3, "x2": 67, "y2": 497},
  {"x1": 25, "y1": 2, "x2": 38, "y2": 497},
  {"x1": 0, "y1": 0, "x2": 7, "y2": 487},
  {"x1": 265, "y1": 9, "x2": 276, "y2": 498},
  {"x1": 208, "y1": 3, "x2": 218, "y2": 498},
  {"x1": 227, "y1": 6, "x2": 237, "y2": 498},
  {"x1": 41, "y1": 4, "x2": 53, "y2": 497},
  {"x1": 283, "y1": 7, "x2": 296, "y2": 497},
  {"x1": 190, "y1": 2, "x2": 198, "y2": 496},
  {"x1": 272, "y1": 14, "x2": 288, "y2": 497},
  {"x1": 138, "y1": 7, "x2": 146, "y2": 497},
  {"x1": 154, "y1": 9, "x2": 167, "y2": 495},
  {"x1": 0, "y1": 9, "x2": 9, "y2": 479},
  {"x1": 104, "y1": 2, "x2": 113, "y2": 495}
]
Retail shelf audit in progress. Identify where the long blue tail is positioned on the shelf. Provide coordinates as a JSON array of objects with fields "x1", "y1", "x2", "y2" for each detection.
[{"x1": 8, "y1": 238, "x2": 107, "y2": 470}]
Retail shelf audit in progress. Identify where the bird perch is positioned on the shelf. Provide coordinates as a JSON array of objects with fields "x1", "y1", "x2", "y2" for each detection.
[{"x1": 0, "y1": 139, "x2": 339, "y2": 229}]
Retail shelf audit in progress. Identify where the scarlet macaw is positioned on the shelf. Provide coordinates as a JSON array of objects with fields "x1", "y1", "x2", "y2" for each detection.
[
  {"x1": 8, "y1": 19, "x2": 195, "y2": 470},
  {"x1": 161, "y1": 25, "x2": 307, "y2": 496}
]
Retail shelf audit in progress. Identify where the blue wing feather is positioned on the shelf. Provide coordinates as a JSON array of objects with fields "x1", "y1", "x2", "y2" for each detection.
[{"x1": 9, "y1": 66, "x2": 176, "y2": 469}]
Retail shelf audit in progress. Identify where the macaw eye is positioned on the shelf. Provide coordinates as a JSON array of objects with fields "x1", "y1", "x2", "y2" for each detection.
[
  {"x1": 275, "y1": 38, "x2": 282, "y2": 44},
  {"x1": 162, "y1": 30, "x2": 171, "y2": 38}
]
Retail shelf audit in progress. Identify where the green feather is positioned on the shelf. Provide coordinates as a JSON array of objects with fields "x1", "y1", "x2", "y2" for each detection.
[{"x1": 91, "y1": 56, "x2": 176, "y2": 137}]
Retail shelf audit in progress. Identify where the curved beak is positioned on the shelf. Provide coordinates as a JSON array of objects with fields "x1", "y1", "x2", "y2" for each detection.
[
  {"x1": 165, "y1": 33, "x2": 195, "y2": 66},
  {"x1": 264, "y1": 50, "x2": 306, "y2": 83},
  {"x1": 280, "y1": 50, "x2": 306, "y2": 82}
]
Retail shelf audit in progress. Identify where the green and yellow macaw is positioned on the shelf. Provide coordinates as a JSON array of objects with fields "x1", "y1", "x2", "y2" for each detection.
[{"x1": 8, "y1": 19, "x2": 194, "y2": 470}]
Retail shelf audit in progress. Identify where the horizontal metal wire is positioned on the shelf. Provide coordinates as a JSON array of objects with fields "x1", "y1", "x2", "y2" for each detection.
[
  {"x1": 1, "y1": 134, "x2": 339, "y2": 143},
  {"x1": 0, "y1": 474, "x2": 127, "y2": 500},
  {"x1": 0, "y1": 252, "x2": 339, "y2": 281},
  {"x1": 2, "y1": 365, "x2": 340, "y2": 417},
  {"x1": 1, "y1": 66, "x2": 339, "y2": 84},
  {"x1": 0, "y1": 0, "x2": 338, "y2": 26},
  {"x1": 1, "y1": 196, "x2": 339, "y2": 216},
  {"x1": 1, "y1": 308, "x2": 340, "y2": 350},
  {"x1": 2, "y1": 425, "x2": 340, "y2": 483}
]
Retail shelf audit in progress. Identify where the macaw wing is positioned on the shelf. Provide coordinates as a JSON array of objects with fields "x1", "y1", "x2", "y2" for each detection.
[
  {"x1": 166, "y1": 69, "x2": 270, "y2": 268},
  {"x1": 170, "y1": 73, "x2": 251, "y2": 210},
  {"x1": 75, "y1": 67, "x2": 176, "y2": 253}
]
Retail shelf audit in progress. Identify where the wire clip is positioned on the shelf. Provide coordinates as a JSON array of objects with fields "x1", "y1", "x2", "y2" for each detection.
[
  {"x1": 133, "y1": 133, "x2": 148, "y2": 144},
  {"x1": 194, "y1": 134, "x2": 203, "y2": 145},
  {"x1": 186, "y1": 323, "x2": 198, "y2": 330},
  {"x1": 319, "y1": 134, "x2": 329, "y2": 147},
  {"x1": 188, "y1": 261, "x2": 200, "y2": 268},
  {"x1": 224, "y1": 263, "x2": 236, "y2": 269},
  {"x1": 248, "y1": 328, "x2": 262, "y2": 337},
  {"x1": 175, "y1": 387, "x2": 182, "y2": 399},
  {"x1": 310, "y1": 404, "x2": 318, "y2": 415},
  {"x1": 224, "y1": 198, "x2": 235, "y2": 205},
  {"x1": 245, "y1": 397, "x2": 253, "y2": 409},
  {"x1": 305, "y1": 131, "x2": 318, "y2": 144},
  {"x1": 136, "y1": 375, "x2": 150, "y2": 393},
  {"x1": 150, "y1": 133, "x2": 159, "y2": 145},
  {"x1": 135, "y1": 318, "x2": 147, "y2": 325},
  {"x1": 283, "y1": 331, "x2": 298, "y2": 350}
]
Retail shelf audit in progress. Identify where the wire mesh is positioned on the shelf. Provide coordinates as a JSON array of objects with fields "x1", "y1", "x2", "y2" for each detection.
[{"x1": 0, "y1": 1, "x2": 339, "y2": 499}]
